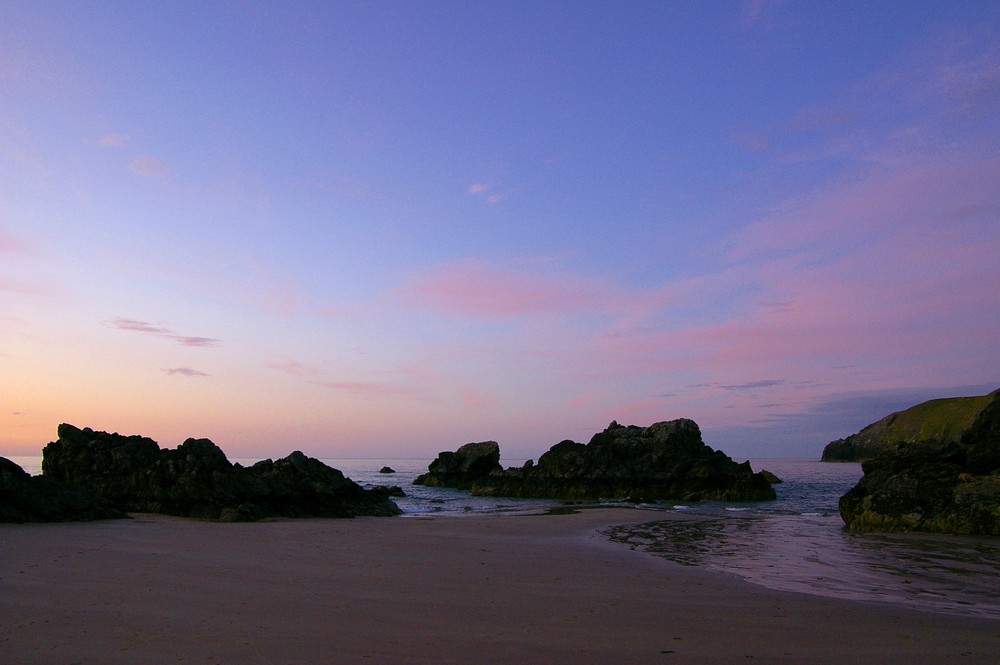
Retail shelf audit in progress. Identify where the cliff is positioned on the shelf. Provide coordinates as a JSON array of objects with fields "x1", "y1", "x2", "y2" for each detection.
[
  {"x1": 821, "y1": 391, "x2": 996, "y2": 462},
  {"x1": 838, "y1": 390, "x2": 1000, "y2": 536}
]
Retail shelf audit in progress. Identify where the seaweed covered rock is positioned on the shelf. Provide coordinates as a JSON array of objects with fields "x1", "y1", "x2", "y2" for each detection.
[
  {"x1": 42, "y1": 424, "x2": 401, "y2": 520},
  {"x1": 415, "y1": 419, "x2": 776, "y2": 502},
  {"x1": 839, "y1": 391, "x2": 1000, "y2": 536},
  {"x1": 0, "y1": 456, "x2": 126, "y2": 523}
]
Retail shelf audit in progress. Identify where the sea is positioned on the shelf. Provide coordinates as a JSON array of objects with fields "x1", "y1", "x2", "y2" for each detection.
[{"x1": 7, "y1": 455, "x2": 999, "y2": 620}]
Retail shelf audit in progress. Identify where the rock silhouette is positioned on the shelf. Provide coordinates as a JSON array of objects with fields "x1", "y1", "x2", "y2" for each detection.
[
  {"x1": 41, "y1": 424, "x2": 401, "y2": 520},
  {"x1": 415, "y1": 419, "x2": 776, "y2": 502}
]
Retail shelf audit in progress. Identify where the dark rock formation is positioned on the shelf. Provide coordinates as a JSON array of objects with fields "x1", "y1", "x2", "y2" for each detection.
[
  {"x1": 1, "y1": 456, "x2": 126, "y2": 522},
  {"x1": 758, "y1": 470, "x2": 782, "y2": 484},
  {"x1": 379, "y1": 466, "x2": 396, "y2": 474},
  {"x1": 413, "y1": 441, "x2": 501, "y2": 489},
  {"x1": 839, "y1": 390, "x2": 1000, "y2": 536},
  {"x1": 822, "y1": 391, "x2": 997, "y2": 462},
  {"x1": 415, "y1": 420, "x2": 776, "y2": 502},
  {"x1": 41, "y1": 424, "x2": 401, "y2": 520}
]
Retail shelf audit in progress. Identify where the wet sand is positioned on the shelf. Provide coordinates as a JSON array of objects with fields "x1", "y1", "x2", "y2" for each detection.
[{"x1": 2, "y1": 509, "x2": 998, "y2": 664}]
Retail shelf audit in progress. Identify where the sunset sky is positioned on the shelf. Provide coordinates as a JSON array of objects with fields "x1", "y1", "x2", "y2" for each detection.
[{"x1": 3, "y1": 1, "x2": 999, "y2": 461}]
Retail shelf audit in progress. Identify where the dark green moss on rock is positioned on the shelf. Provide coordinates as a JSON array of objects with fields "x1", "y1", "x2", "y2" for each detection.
[{"x1": 839, "y1": 390, "x2": 1000, "y2": 536}]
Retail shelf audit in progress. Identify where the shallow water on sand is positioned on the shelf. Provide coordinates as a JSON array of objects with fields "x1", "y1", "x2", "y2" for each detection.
[
  {"x1": 600, "y1": 459, "x2": 1000, "y2": 620},
  {"x1": 603, "y1": 512, "x2": 1000, "y2": 619},
  {"x1": 336, "y1": 457, "x2": 1000, "y2": 620},
  {"x1": 8, "y1": 455, "x2": 999, "y2": 619}
]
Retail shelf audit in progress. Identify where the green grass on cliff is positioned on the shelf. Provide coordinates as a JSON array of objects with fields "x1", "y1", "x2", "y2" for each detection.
[{"x1": 876, "y1": 392, "x2": 996, "y2": 444}]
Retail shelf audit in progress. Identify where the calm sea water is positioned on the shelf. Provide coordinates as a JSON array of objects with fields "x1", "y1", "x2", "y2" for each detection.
[{"x1": 7, "y1": 455, "x2": 999, "y2": 619}]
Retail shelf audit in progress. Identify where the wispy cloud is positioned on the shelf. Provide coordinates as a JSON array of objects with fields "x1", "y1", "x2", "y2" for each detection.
[
  {"x1": 128, "y1": 155, "x2": 169, "y2": 177},
  {"x1": 106, "y1": 318, "x2": 221, "y2": 347},
  {"x1": 99, "y1": 133, "x2": 132, "y2": 148},
  {"x1": 267, "y1": 359, "x2": 419, "y2": 399},
  {"x1": 401, "y1": 259, "x2": 647, "y2": 319},
  {"x1": 162, "y1": 367, "x2": 209, "y2": 377},
  {"x1": 0, "y1": 277, "x2": 57, "y2": 298},
  {"x1": 266, "y1": 360, "x2": 324, "y2": 378},
  {"x1": 467, "y1": 181, "x2": 507, "y2": 205},
  {"x1": 0, "y1": 231, "x2": 29, "y2": 255},
  {"x1": 312, "y1": 380, "x2": 415, "y2": 397},
  {"x1": 760, "y1": 30, "x2": 1000, "y2": 170},
  {"x1": 719, "y1": 380, "x2": 783, "y2": 392},
  {"x1": 708, "y1": 382, "x2": 1000, "y2": 456},
  {"x1": 738, "y1": 0, "x2": 793, "y2": 33}
]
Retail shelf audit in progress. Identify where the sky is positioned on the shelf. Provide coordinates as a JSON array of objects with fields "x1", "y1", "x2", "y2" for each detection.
[{"x1": 2, "y1": 1, "x2": 999, "y2": 462}]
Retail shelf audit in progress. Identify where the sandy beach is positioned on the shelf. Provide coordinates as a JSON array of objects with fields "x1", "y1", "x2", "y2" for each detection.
[{"x1": 2, "y1": 509, "x2": 997, "y2": 664}]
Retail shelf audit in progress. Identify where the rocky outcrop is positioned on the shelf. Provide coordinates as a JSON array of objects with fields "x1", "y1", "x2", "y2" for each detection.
[
  {"x1": 41, "y1": 424, "x2": 401, "y2": 520},
  {"x1": 822, "y1": 391, "x2": 997, "y2": 462},
  {"x1": 1, "y1": 456, "x2": 126, "y2": 522},
  {"x1": 839, "y1": 391, "x2": 1000, "y2": 536},
  {"x1": 413, "y1": 441, "x2": 501, "y2": 489},
  {"x1": 415, "y1": 420, "x2": 776, "y2": 502}
]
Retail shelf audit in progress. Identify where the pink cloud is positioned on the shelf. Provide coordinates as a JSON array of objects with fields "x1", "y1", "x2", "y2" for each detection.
[
  {"x1": 401, "y1": 259, "x2": 661, "y2": 319},
  {"x1": 311, "y1": 380, "x2": 415, "y2": 397},
  {"x1": 162, "y1": 367, "x2": 209, "y2": 377},
  {"x1": 0, "y1": 277, "x2": 57, "y2": 298},
  {"x1": 0, "y1": 231, "x2": 28, "y2": 255},
  {"x1": 403, "y1": 261, "x2": 587, "y2": 317},
  {"x1": 128, "y1": 155, "x2": 169, "y2": 177},
  {"x1": 467, "y1": 181, "x2": 509, "y2": 204},
  {"x1": 559, "y1": 150, "x2": 1000, "y2": 427},
  {"x1": 266, "y1": 360, "x2": 325, "y2": 378},
  {"x1": 267, "y1": 358, "x2": 428, "y2": 401},
  {"x1": 99, "y1": 133, "x2": 132, "y2": 148}
]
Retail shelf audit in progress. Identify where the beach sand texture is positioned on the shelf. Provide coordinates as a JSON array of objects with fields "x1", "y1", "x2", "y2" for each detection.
[{"x1": 2, "y1": 509, "x2": 998, "y2": 664}]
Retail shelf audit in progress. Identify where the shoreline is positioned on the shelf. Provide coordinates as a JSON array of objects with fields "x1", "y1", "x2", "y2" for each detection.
[{"x1": 2, "y1": 509, "x2": 998, "y2": 664}]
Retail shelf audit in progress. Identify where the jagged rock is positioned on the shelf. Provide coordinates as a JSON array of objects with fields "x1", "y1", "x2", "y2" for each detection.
[
  {"x1": 839, "y1": 390, "x2": 1000, "y2": 536},
  {"x1": 41, "y1": 424, "x2": 401, "y2": 520},
  {"x1": 379, "y1": 466, "x2": 396, "y2": 474},
  {"x1": 413, "y1": 441, "x2": 501, "y2": 489},
  {"x1": 0, "y1": 456, "x2": 126, "y2": 523},
  {"x1": 415, "y1": 420, "x2": 775, "y2": 502},
  {"x1": 822, "y1": 391, "x2": 997, "y2": 462},
  {"x1": 758, "y1": 470, "x2": 782, "y2": 484}
]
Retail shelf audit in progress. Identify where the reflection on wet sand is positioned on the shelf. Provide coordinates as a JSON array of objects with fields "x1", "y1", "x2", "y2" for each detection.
[{"x1": 604, "y1": 514, "x2": 1000, "y2": 619}]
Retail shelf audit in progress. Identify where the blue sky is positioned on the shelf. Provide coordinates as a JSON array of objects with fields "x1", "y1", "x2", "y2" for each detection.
[{"x1": 2, "y1": 1, "x2": 999, "y2": 460}]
